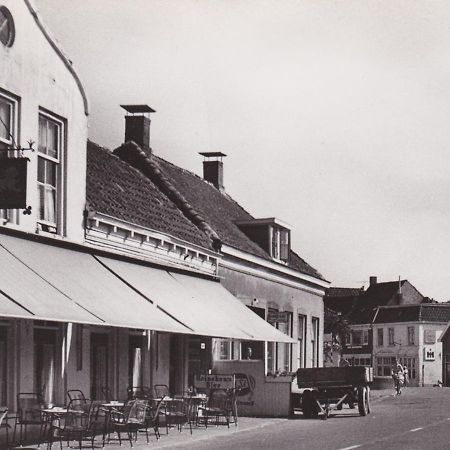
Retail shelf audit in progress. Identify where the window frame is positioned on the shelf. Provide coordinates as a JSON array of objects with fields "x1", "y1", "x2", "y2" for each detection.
[
  {"x1": 377, "y1": 328, "x2": 384, "y2": 347},
  {"x1": 37, "y1": 111, "x2": 65, "y2": 234},
  {"x1": 388, "y1": 327, "x2": 395, "y2": 346},
  {"x1": 407, "y1": 326, "x2": 415, "y2": 345},
  {"x1": 311, "y1": 316, "x2": 320, "y2": 367}
]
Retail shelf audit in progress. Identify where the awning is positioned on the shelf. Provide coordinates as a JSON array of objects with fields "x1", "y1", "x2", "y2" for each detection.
[
  {"x1": 0, "y1": 234, "x2": 190, "y2": 333},
  {"x1": 98, "y1": 256, "x2": 295, "y2": 343},
  {"x1": 0, "y1": 233, "x2": 294, "y2": 343}
]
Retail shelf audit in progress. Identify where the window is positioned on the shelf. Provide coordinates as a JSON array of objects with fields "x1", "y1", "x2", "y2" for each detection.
[
  {"x1": 352, "y1": 330, "x2": 363, "y2": 346},
  {"x1": 267, "y1": 308, "x2": 293, "y2": 373},
  {"x1": 270, "y1": 227, "x2": 290, "y2": 261},
  {"x1": 0, "y1": 327, "x2": 7, "y2": 405},
  {"x1": 363, "y1": 330, "x2": 369, "y2": 345},
  {"x1": 240, "y1": 307, "x2": 265, "y2": 360},
  {"x1": 311, "y1": 317, "x2": 319, "y2": 367},
  {"x1": 377, "y1": 328, "x2": 384, "y2": 347},
  {"x1": 399, "y1": 357, "x2": 416, "y2": 380},
  {"x1": 353, "y1": 357, "x2": 371, "y2": 367},
  {"x1": 407, "y1": 326, "x2": 415, "y2": 345},
  {"x1": 0, "y1": 7, "x2": 15, "y2": 47},
  {"x1": 37, "y1": 113, "x2": 64, "y2": 232},
  {"x1": 214, "y1": 339, "x2": 239, "y2": 361},
  {"x1": 388, "y1": 328, "x2": 395, "y2": 346},
  {"x1": 297, "y1": 314, "x2": 306, "y2": 368},
  {"x1": 376, "y1": 356, "x2": 396, "y2": 376},
  {"x1": 0, "y1": 91, "x2": 19, "y2": 224}
]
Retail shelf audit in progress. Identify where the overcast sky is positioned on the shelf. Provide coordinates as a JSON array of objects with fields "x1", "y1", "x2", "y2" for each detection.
[{"x1": 36, "y1": 0, "x2": 450, "y2": 301}]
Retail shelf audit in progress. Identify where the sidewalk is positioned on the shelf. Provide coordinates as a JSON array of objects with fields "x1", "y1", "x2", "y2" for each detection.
[{"x1": 3, "y1": 389, "x2": 395, "y2": 450}]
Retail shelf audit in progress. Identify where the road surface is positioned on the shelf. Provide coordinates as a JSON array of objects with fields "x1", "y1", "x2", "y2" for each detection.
[{"x1": 170, "y1": 387, "x2": 450, "y2": 450}]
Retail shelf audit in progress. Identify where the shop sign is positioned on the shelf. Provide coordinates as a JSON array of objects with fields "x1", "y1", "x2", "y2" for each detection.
[
  {"x1": 267, "y1": 310, "x2": 289, "y2": 323},
  {"x1": 194, "y1": 374, "x2": 235, "y2": 390},
  {"x1": 0, "y1": 158, "x2": 27, "y2": 208},
  {"x1": 424, "y1": 330, "x2": 436, "y2": 344},
  {"x1": 424, "y1": 345, "x2": 435, "y2": 361}
]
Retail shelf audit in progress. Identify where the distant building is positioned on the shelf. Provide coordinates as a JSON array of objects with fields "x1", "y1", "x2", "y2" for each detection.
[{"x1": 324, "y1": 276, "x2": 448, "y2": 386}]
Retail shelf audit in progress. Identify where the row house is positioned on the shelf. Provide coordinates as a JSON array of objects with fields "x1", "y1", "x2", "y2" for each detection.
[{"x1": 0, "y1": 0, "x2": 327, "y2": 417}]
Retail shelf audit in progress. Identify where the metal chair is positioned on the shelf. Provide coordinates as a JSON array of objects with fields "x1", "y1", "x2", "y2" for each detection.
[
  {"x1": 67, "y1": 390, "x2": 86, "y2": 403},
  {"x1": 126, "y1": 386, "x2": 151, "y2": 400},
  {"x1": 198, "y1": 390, "x2": 232, "y2": 428},
  {"x1": 153, "y1": 384, "x2": 169, "y2": 399},
  {"x1": 13, "y1": 392, "x2": 45, "y2": 446},
  {"x1": 109, "y1": 399, "x2": 148, "y2": 447},
  {"x1": 0, "y1": 407, "x2": 10, "y2": 448}
]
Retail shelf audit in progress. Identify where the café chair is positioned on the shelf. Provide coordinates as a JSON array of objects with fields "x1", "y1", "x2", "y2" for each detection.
[
  {"x1": 13, "y1": 392, "x2": 45, "y2": 447},
  {"x1": 126, "y1": 386, "x2": 151, "y2": 400},
  {"x1": 198, "y1": 389, "x2": 232, "y2": 428},
  {"x1": 153, "y1": 384, "x2": 169, "y2": 399},
  {"x1": 0, "y1": 407, "x2": 10, "y2": 448}
]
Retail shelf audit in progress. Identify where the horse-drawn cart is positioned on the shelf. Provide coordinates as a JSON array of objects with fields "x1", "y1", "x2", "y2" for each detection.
[{"x1": 296, "y1": 366, "x2": 373, "y2": 419}]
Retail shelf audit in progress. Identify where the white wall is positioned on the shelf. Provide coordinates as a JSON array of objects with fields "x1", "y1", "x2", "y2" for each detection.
[{"x1": 0, "y1": 0, "x2": 88, "y2": 242}]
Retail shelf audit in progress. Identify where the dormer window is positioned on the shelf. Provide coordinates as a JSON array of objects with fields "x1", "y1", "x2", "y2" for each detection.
[
  {"x1": 235, "y1": 217, "x2": 291, "y2": 262},
  {"x1": 271, "y1": 226, "x2": 289, "y2": 261}
]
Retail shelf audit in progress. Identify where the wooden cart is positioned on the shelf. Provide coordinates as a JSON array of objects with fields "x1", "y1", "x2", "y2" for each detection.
[{"x1": 296, "y1": 366, "x2": 373, "y2": 419}]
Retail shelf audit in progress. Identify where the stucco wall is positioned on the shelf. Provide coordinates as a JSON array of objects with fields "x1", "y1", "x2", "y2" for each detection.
[
  {"x1": 0, "y1": 0, "x2": 88, "y2": 242},
  {"x1": 219, "y1": 264, "x2": 324, "y2": 369}
]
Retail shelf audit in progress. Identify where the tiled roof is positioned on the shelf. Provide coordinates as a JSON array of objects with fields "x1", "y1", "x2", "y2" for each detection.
[
  {"x1": 373, "y1": 304, "x2": 450, "y2": 324},
  {"x1": 326, "y1": 287, "x2": 364, "y2": 298},
  {"x1": 113, "y1": 142, "x2": 325, "y2": 281},
  {"x1": 86, "y1": 141, "x2": 212, "y2": 249}
]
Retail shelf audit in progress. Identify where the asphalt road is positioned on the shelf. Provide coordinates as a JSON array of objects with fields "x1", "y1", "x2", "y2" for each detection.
[{"x1": 174, "y1": 387, "x2": 450, "y2": 450}]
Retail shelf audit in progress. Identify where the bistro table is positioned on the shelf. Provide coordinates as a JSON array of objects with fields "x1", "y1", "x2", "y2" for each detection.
[{"x1": 41, "y1": 406, "x2": 86, "y2": 446}]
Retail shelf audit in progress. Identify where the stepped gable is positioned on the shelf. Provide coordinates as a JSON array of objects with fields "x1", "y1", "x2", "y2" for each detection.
[{"x1": 86, "y1": 141, "x2": 211, "y2": 249}]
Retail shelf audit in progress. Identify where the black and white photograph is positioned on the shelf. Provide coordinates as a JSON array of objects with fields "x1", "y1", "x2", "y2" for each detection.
[{"x1": 1, "y1": 1, "x2": 450, "y2": 449}]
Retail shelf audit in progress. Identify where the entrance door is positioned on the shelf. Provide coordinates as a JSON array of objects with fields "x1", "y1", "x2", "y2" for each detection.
[
  {"x1": 187, "y1": 336, "x2": 212, "y2": 388},
  {"x1": 445, "y1": 355, "x2": 450, "y2": 386},
  {"x1": 90, "y1": 333, "x2": 109, "y2": 400},
  {"x1": 34, "y1": 327, "x2": 58, "y2": 406},
  {"x1": 169, "y1": 334, "x2": 188, "y2": 395}
]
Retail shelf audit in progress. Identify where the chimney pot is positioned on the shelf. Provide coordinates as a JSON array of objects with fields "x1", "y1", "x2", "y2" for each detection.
[{"x1": 369, "y1": 276, "x2": 377, "y2": 286}]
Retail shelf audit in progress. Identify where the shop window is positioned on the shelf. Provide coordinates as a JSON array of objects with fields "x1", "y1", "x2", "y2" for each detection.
[
  {"x1": 90, "y1": 333, "x2": 109, "y2": 400},
  {"x1": 377, "y1": 328, "x2": 384, "y2": 347},
  {"x1": 34, "y1": 327, "x2": 58, "y2": 406},
  {"x1": 311, "y1": 317, "x2": 319, "y2": 367},
  {"x1": 267, "y1": 309, "x2": 293, "y2": 374},
  {"x1": 407, "y1": 326, "x2": 415, "y2": 345},
  {"x1": 129, "y1": 334, "x2": 144, "y2": 387},
  {"x1": 297, "y1": 314, "x2": 306, "y2": 368},
  {"x1": 399, "y1": 357, "x2": 416, "y2": 380},
  {"x1": 37, "y1": 113, "x2": 64, "y2": 234},
  {"x1": 240, "y1": 306, "x2": 265, "y2": 360},
  {"x1": 214, "y1": 339, "x2": 239, "y2": 361},
  {"x1": 388, "y1": 328, "x2": 395, "y2": 346}
]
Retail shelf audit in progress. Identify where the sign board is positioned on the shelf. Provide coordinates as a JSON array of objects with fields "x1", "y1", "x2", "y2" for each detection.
[
  {"x1": 267, "y1": 310, "x2": 289, "y2": 323},
  {"x1": 424, "y1": 345, "x2": 435, "y2": 361},
  {"x1": 0, "y1": 158, "x2": 27, "y2": 208},
  {"x1": 424, "y1": 330, "x2": 436, "y2": 344},
  {"x1": 194, "y1": 374, "x2": 235, "y2": 390}
]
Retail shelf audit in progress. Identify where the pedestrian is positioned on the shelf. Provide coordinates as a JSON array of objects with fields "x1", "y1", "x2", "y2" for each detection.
[{"x1": 391, "y1": 359, "x2": 405, "y2": 395}]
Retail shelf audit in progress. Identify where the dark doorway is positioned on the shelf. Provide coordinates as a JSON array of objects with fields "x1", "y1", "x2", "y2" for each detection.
[
  {"x1": 187, "y1": 336, "x2": 212, "y2": 388},
  {"x1": 90, "y1": 333, "x2": 109, "y2": 400}
]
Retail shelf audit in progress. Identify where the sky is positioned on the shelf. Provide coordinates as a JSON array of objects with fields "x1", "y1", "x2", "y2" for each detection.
[{"x1": 35, "y1": 0, "x2": 450, "y2": 301}]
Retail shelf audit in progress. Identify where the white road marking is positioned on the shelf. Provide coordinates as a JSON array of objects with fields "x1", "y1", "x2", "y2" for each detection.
[
  {"x1": 339, "y1": 446, "x2": 361, "y2": 450},
  {"x1": 410, "y1": 427, "x2": 423, "y2": 432}
]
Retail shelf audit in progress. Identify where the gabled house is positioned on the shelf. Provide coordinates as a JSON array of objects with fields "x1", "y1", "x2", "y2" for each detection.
[
  {"x1": 373, "y1": 304, "x2": 450, "y2": 386},
  {"x1": 324, "y1": 277, "x2": 425, "y2": 370}
]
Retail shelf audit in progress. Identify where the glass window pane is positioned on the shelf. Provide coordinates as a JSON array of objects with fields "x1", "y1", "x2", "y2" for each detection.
[
  {"x1": 44, "y1": 186, "x2": 56, "y2": 223},
  {"x1": 0, "y1": 100, "x2": 11, "y2": 140},
  {"x1": 38, "y1": 116, "x2": 47, "y2": 154},
  {"x1": 38, "y1": 184, "x2": 45, "y2": 220},
  {"x1": 46, "y1": 160, "x2": 56, "y2": 187},
  {"x1": 48, "y1": 122, "x2": 58, "y2": 158},
  {"x1": 37, "y1": 158, "x2": 46, "y2": 183}
]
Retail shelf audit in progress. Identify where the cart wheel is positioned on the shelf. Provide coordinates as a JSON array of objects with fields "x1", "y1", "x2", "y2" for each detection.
[
  {"x1": 336, "y1": 403, "x2": 343, "y2": 411},
  {"x1": 366, "y1": 386, "x2": 371, "y2": 414},
  {"x1": 302, "y1": 390, "x2": 312, "y2": 418},
  {"x1": 310, "y1": 390, "x2": 319, "y2": 418},
  {"x1": 358, "y1": 386, "x2": 369, "y2": 416}
]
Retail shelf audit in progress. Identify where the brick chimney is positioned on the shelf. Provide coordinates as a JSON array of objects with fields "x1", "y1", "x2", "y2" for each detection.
[
  {"x1": 369, "y1": 276, "x2": 377, "y2": 286},
  {"x1": 199, "y1": 152, "x2": 226, "y2": 190},
  {"x1": 120, "y1": 104, "x2": 156, "y2": 157}
]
